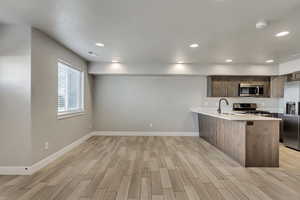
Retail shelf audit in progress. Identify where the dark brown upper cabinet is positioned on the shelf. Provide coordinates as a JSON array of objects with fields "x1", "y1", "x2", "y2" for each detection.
[
  {"x1": 270, "y1": 75, "x2": 286, "y2": 98},
  {"x1": 207, "y1": 76, "x2": 240, "y2": 97},
  {"x1": 207, "y1": 76, "x2": 272, "y2": 98}
]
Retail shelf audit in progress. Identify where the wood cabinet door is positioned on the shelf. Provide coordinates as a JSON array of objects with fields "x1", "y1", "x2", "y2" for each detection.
[
  {"x1": 263, "y1": 81, "x2": 271, "y2": 97},
  {"x1": 199, "y1": 114, "x2": 217, "y2": 145},
  {"x1": 226, "y1": 80, "x2": 239, "y2": 97},
  {"x1": 271, "y1": 76, "x2": 285, "y2": 98},
  {"x1": 212, "y1": 80, "x2": 227, "y2": 97},
  {"x1": 212, "y1": 80, "x2": 239, "y2": 97}
]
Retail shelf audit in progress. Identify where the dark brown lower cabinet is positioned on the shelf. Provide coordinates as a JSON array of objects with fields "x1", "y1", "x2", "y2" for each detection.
[{"x1": 198, "y1": 114, "x2": 279, "y2": 167}]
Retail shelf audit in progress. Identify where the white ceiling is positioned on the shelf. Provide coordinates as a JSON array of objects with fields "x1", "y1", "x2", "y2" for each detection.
[{"x1": 1, "y1": 0, "x2": 300, "y2": 64}]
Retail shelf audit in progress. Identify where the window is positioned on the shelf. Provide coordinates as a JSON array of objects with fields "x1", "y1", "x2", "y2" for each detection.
[{"x1": 57, "y1": 61, "x2": 84, "y2": 116}]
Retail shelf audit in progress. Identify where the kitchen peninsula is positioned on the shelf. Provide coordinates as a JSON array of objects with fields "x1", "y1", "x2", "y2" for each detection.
[{"x1": 191, "y1": 108, "x2": 281, "y2": 167}]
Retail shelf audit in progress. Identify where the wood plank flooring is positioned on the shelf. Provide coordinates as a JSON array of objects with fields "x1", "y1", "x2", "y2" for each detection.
[{"x1": 0, "y1": 136, "x2": 300, "y2": 200}]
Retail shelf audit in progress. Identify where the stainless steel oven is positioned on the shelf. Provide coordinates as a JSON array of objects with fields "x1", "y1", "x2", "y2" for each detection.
[{"x1": 239, "y1": 83, "x2": 264, "y2": 97}]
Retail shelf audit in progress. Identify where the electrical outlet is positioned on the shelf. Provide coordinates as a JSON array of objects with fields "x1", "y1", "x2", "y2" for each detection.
[{"x1": 45, "y1": 142, "x2": 49, "y2": 150}]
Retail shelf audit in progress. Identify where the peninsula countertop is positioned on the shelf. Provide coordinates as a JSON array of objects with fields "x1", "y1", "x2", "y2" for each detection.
[{"x1": 191, "y1": 107, "x2": 281, "y2": 121}]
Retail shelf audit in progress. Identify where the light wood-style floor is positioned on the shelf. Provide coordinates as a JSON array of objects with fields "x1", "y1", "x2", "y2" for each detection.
[{"x1": 1, "y1": 136, "x2": 300, "y2": 200}]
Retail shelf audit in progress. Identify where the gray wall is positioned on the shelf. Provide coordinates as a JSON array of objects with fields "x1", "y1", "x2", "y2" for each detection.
[
  {"x1": 0, "y1": 24, "x2": 32, "y2": 166},
  {"x1": 93, "y1": 75, "x2": 281, "y2": 132},
  {"x1": 31, "y1": 29, "x2": 93, "y2": 164},
  {"x1": 0, "y1": 26, "x2": 94, "y2": 167}
]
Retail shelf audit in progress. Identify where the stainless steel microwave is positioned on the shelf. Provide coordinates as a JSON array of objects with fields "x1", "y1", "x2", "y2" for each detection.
[{"x1": 239, "y1": 83, "x2": 264, "y2": 97}]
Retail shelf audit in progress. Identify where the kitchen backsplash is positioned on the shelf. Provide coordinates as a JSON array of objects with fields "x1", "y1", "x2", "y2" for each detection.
[{"x1": 199, "y1": 97, "x2": 284, "y2": 113}]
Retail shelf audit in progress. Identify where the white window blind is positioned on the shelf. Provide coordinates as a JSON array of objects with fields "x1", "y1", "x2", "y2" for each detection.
[{"x1": 57, "y1": 61, "x2": 84, "y2": 115}]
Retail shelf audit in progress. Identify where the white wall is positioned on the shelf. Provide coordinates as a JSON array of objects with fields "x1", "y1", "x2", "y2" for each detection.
[
  {"x1": 0, "y1": 24, "x2": 32, "y2": 166},
  {"x1": 30, "y1": 29, "x2": 93, "y2": 164},
  {"x1": 93, "y1": 75, "x2": 281, "y2": 133},
  {"x1": 89, "y1": 62, "x2": 279, "y2": 76},
  {"x1": 279, "y1": 58, "x2": 300, "y2": 75}
]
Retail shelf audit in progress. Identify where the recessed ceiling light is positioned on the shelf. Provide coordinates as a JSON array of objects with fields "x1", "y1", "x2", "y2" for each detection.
[
  {"x1": 189, "y1": 43, "x2": 199, "y2": 48},
  {"x1": 111, "y1": 64, "x2": 121, "y2": 70},
  {"x1": 266, "y1": 59, "x2": 274, "y2": 63},
  {"x1": 112, "y1": 60, "x2": 120, "y2": 63},
  {"x1": 275, "y1": 31, "x2": 290, "y2": 37},
  {"x1": 88, "y1": 51, "x2": 97, "y2": 57},
  {"x1": 175, "y1": 64, "x2": 185, "y2": 70},
  {"x1": 256, "y1": 20, "x2": 268, "y2": 29},
  {"x1": 176, "y1": 60, "x2": 184, "y2": 64},
  {"x1": 226, "y1": 59, "x2": 233, "y2": 63},
  {"x1": 95, "y1": 43, "x2": 104, "y2": 47}
]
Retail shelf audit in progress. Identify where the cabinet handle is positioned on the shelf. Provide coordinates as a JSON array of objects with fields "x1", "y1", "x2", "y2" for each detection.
[{"x1": 247, "y1": 121, "x2": 254, "y2": 126}]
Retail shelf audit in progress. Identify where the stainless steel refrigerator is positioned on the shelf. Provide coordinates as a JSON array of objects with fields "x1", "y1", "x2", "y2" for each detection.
[{"x1": 283, "y1": 81, "x2": 300, "y2": 150}]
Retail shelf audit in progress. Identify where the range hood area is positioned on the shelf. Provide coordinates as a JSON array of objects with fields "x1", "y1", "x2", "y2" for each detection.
[{"x1": 207, "y1": 75, "x2": 286, "y2": 98}]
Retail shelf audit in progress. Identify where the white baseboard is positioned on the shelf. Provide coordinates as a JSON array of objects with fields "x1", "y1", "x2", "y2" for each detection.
[
  {"x1": 93, "y1": 131, "x2": 198, "y2": 136},
  {"x1": 0, "y1": 132, "x2": 94, "y2": 175},
  {"x1": 0, "y1": 166, "x2": 31, "y2": 175},
  {"x1": 28, "y1": 132, "x2": 94, "y2": 175},
  {"x1": 0, "y1": 131, "x2": 198, "y2": 175}
]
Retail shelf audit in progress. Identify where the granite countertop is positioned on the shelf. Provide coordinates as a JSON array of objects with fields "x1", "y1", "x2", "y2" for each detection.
[{"x1": 190, "y1": 107, "x2": 281, "y2": 121}]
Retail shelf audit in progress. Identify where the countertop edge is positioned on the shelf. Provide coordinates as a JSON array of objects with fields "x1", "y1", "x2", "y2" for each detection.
[{"x1": 191, "y1": 108, "x2": 281, "y2": 121}]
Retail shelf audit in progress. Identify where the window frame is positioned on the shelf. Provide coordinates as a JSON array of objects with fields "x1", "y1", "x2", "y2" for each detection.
[{"x1": 57, "y1": 59, "x2": 85, "y2": 119}]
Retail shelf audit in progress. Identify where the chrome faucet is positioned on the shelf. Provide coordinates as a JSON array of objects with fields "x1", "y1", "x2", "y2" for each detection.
[{"x1": 217, "y1": 98, "x2": 229, "y2": 114}]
